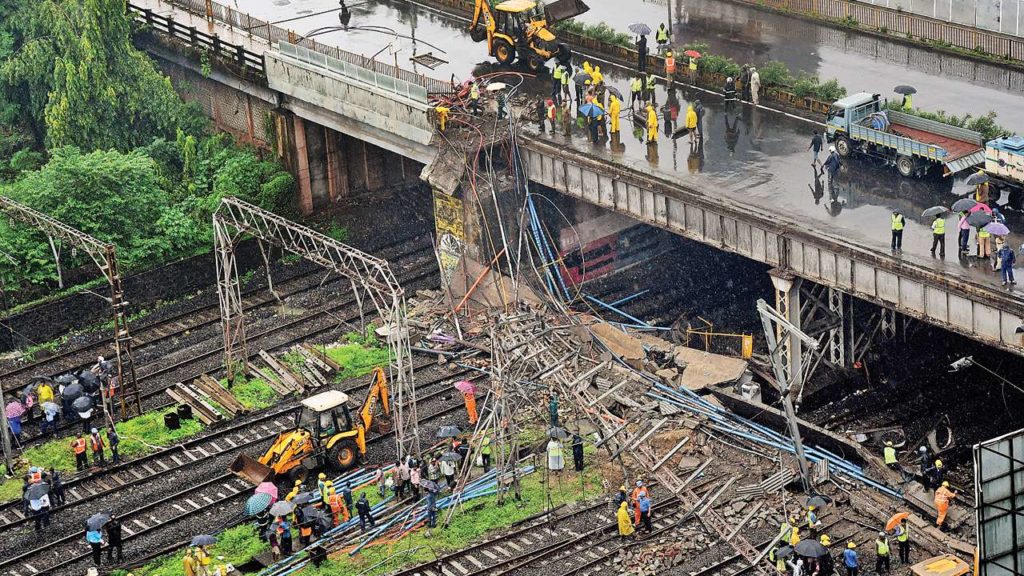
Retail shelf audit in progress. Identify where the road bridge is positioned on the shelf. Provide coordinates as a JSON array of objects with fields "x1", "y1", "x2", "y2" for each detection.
[{"x1": 133, "y1": 0, "x2": 1024, "y2": 361}]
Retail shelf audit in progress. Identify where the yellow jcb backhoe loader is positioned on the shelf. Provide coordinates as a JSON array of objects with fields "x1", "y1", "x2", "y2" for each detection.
[
  {"x1": 229, "y1": 367, "x2": 391, "y2": 484},
  {"x1": 469, "y1": 0, "x2": 588, "y2": 71}
]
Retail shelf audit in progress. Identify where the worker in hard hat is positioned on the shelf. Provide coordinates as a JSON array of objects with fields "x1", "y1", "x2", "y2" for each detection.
[
  {"x1": 317, "y1": 472, "x2": 328, "y2": 500},
  {"x1": 778, "y1": 515, "x2": 796, "y2": 545},
  {"x1": 769, "y1": 546, "x2": 786, "y2": 574},
  {"x1": 934, "y1": 481, "x2": 957, "y2": 530},
  {"x1": 806, "y1": 505, "x2": 821, "y2": 531},
  {"x1": 285, "y1": 479, "x2": 303, "y2": 502},
  {"x1": 820, "y1": 534, "x2": 831, "y2": 546},
  {"x1": 843, "y1": 541, "x2": 859, "y2": 576},
  {"x1": 926, "y1": 459, "x2": 945, "y2": 489},
  {"x1": 875, "y1": 531, "x2": 891, "y2": 574},
  {"x1": 882, "y1": 441, "x2": 906, "y2": 480}
]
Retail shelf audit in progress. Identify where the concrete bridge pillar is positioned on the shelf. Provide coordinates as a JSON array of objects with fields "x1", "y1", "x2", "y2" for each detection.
[{"x1": 769, "y1": 268, "x2": 804, "y2": 397}]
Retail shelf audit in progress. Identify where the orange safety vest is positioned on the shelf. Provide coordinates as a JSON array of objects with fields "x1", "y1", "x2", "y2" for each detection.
[
  {"x1": 547, "y1": 104, "x2": 556, "y2": 120},
  {"x1": 665, "y1": 56, "x2": 676, "y2": 74},
  {"x1": 30, "y1": 470, "x2": 42, "y2": 483},
  {"x1": 300, "y1": 523, "x2": 312, "y2": 537},
  {"x1": 90, "y1": 434, "x2": 104, "y2": 451},
  {"x1": 72, "y1": 438, "x2": 86, "y2": 454}
]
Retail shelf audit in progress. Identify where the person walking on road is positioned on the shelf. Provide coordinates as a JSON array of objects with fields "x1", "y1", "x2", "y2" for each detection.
[
  {"x1": 740, "y1": 65, "x2": 751, "y2": 100},
  {"x1": 655, "y1": 23, "x2": 670, "y2": 50},
  {"x1": 930, "y1": 214, "x2": 946, "y2": 257},
  {"x1": 646, "y1": 104, "x2": 659, "y2": 143},
  {"x1": 106, "y1": 514, "x2": 123, "y2": 563},
  {"x1": 935, "y1": 481, "x2": 957, "y2": 530},
  {"x1": 809, "y1": 131, "x2": 823, "y2": 168},
  {"x1": 823, "y1": 146, "x2": 841, "y2": 190},
  {"x1": 999, "y1": 243, "x2": 1016, "y2": 287},
  {"x1": 890, "y1": 211, "x2": 905, "y2": 253},
  {"x1": 551, "y1": 63, "x2": 563, "y2": 106},
  {"x1": 957, "y1": 212, "x2": 970, "y2": 255},
  {"x1": 72, "y1": 434, "x2": 88, "y2": 471},
  {"x1": 636, "y1": 34, "x2": 648, "y2": 72},
  {"x1": 630, "y1": 76, "x2": 642, "y2": 110},
  {"x1": 609, "y1": 94, "x2": 621, "y2": 135},
  {"x1": 356, "y1": 493, "x2": 375, "y2": 532},
  {"x1": 616, "y1": 501, "x2": 635, "y2": 538},
  {"x1": 685, "y1": 104, "x2": 698, "y2": 144},
  {"x1": 978, "y1": 226, "x2": 992, "y2": 259},
  {"x1": 645, "y1": 73, "x2": 657, "y2": 106},
  {"x1": 894, "y1": 518, "x2": 911, "y2": 564},
  {"x1": 843, "y1": 541, "x2": 859, "y2": 576},
  {"x1": 874, "y1": 532, "x2": 891, "y2": 575},
  {"x1": 694, "y1": 99, "x2": 705, "y2": 140}
]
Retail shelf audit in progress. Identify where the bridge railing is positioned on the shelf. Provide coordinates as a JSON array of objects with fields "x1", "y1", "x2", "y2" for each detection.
[
  {"x1": 161, "y1": 0, "x2": 456, "y2": 95},
  {"x1": 130, "y1": 4, "x2": 265, "y2": 71},
  {"x1": 277, "y1": 41, "x2": 429, "y2": 103}
]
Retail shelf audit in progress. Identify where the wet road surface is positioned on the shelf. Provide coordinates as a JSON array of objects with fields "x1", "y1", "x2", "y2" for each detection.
[
  {"x1": 577, "y1": 0, "x2": 1024, "y2": 127},
  {"x1": 231, "y1": 0, "x2": 1024, "y2": 296}
]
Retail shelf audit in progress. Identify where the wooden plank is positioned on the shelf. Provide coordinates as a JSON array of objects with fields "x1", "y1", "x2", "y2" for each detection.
[
  {"x1": 248, "y1": 365, "x2": 292, "y2": 395},
  {"x1": 294, "y1": 344, "x2": 334, "y2": 374},
  {"x1": 196, "y1": 374, "x2": 248, "y2": 414},
  {"x1": 166, "y1": 386, "x2": 217, "y2": 425},
  {"x1": 259, "y1": 350, "x2": 305, "y2": 393},
  {"x1": 302, "y1": 343, "x2": 341, "y2": 371}
]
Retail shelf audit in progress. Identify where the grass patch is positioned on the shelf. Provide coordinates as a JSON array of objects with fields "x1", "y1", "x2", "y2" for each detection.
[
  {"x1": 0, "y1": 407, "x2": 204, "y2": 502},
  {"x1": 318, "y1": 328, "x2": 391, "y2": 381},
  {"x1": 111, "y1": 524, "x2": 267, "y2": 576},
  {"x1": 222, "y1": 375, "x2": 278, "y2": 410}
]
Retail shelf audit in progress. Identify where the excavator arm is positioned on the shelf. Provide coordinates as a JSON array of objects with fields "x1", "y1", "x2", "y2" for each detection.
[
  {"x1": 471, "y1": 0, "x2": 495, "y2": 33},
  {"x1": 358, "y1": 367, "x2": 391, "y2": 432}
]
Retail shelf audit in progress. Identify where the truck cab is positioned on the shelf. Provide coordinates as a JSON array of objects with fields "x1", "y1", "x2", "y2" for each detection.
[{"x1": 825, "y1": 92, "x2": 880, "y2": 142}]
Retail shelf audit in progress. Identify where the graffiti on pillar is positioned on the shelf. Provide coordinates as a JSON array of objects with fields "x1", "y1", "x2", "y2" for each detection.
[{"x1": 433, "y1": 190, "x2": 464, "y2": 281}]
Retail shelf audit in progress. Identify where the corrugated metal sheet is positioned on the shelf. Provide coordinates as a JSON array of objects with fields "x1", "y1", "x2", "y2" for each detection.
[
  {"x1": 973, "y1": 428, "x2": 1024, "y2": 576},
  {"x1": 946, "y1": 150, "x2": 987, "y2": 174}
]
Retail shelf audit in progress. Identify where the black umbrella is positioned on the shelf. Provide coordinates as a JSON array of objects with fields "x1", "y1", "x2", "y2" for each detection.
[
  {"x1": 191, "y1": 534, "x2": 218, "y2": 546},
  {"x1": 62, "y1": 382, "x2": 83, "y2": 400},
  {"x1": 301, "y1": 505, "x2": 329, "y2": 522},
  {"x1": 893, "y1": 85, "x2": 917, "y2": 95},
  {"x1": 628, "y1": 23, "x2": 652, "y2": 35},
  {"x1": 966, "y1": 172, "x2": 989, "y2": 186},
  {"x1": 806, "y1": 495, "x2": 831, "y2": 509},
  {"x1": 795, "y1": 540, "x2": 829, "y2": 558},
  {"x1": 72, "y1": 396, "x2": 94, "y2": 413},
  {"x1": 292, "y1": 491, "x2": 318, "y2": 505},
  {"x1": 951, "y1": 198, "x2": 978, "y2": 213},
  {"x1": 921, "y1": 206, "x2": 948, "y2": 219},
  {"x1": 77, "y1": 371, "x2": 100, "y2": 393},
  {"x1": 439, "y1": 451, "x2": 462, "y2": 462},
  {"x1": 435, "y1": 425, "x2": 462, "y2": 438},
  {"x1": 269, "y1": 500, "x2": 295, "y2": 517},
  {"x1": 547, "y1": 426, "x2": 570, "y2": 440},
  {"x1": 24, "y1": 482, "x2": 50, "y2": 501},
  {"x1": 606, "y1": 86, "x2": 624, "y2": 101},
  {"x1": 419, "y1": 479, "x2": 442, "y2": 493},
  {"x1": 86, "y1": 512, "x2": 111, "y2": 531},
  {"x1": 573, "y1": 72, "x2": 593, "y2": 86},
  {"x1": 776, "y1": 545, "x2": 795, "y2": 559},
  {"x1": 55, "y1": 374, "x2": 77, "y2": 385},
  {"x1": 967, "y1": 210, "x2": 994, "y2": 227}
]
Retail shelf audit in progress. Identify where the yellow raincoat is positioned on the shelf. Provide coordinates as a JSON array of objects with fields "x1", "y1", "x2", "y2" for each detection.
[
  {"x1": 646, "y1": 105, "x2": 658, "y2": 142},
  {"x1": 685, "y1": 105, "x2": 697, "y2": 129},
  {"x1": 616, "y1": 501, "x2": 635, "y2": 537},
  {"x1": 609, "y1": 95, "x2": 621, "y2": 134}
]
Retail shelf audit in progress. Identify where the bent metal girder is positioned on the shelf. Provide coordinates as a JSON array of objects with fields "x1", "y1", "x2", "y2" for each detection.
[
  {"x1": 211, "y1": 197, "x2": 419, "y2": 457},
  {"x1": 0, "y1": 196, "x2": 141, "y2": 419}
]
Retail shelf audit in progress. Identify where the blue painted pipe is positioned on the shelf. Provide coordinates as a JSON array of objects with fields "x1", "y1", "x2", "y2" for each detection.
[{"x1": 610, "y1": 290, "x2": 650, "y2": 307}]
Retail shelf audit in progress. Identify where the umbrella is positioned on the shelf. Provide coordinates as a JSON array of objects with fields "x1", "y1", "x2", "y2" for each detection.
[
  {"x1": 548, "y1": 426, "x2": 570, "y2": 439},
  {"x1": 985, "y1": 222, "x2": 1010, "y2": 236},
  {"x1": 245, "y1": 493, "x2": 273, "y2": 516},
  {"x1": 61, "y1": 382, "x2": 83, "y2": 400},
  {"x1": 628, "y1": 23, "x2": 652, "y2": 36},
  {"x1": 794, "y1": 540, "x2": 829, "y2": 558},
  {"x1": 806, "y1": 495, "x2": 831, "y2": 509},
  {"x1": 41, "y1": 401, "x2": 60, "y2": 416},
  {"x1": 967, "y1": 210, "x2": 993, "y2": 227},
  {"x1": 419, "y1": 479, "x2": 442, "y2": 493},
  {"x1": 24, "y1": 482, "x2": 50, "y2": 501},
  {"x1": 86, "y1": 512, "x2": 111, "y2": 531},
  {"x1": 439, "y1": 451, "x2": 462, "y2": 462},
  {"x1": 436, "y1": 425, "x2": 462, "y2": 438},
  {"x1": 885, "y1": 511, "x2": 911, "y2": 531},
  {"x1": 302, "y1": 505, "x2": 329, "y2": 522},
  {"x1": 683, "y1": 49, "x2": 702, "y2": 58},
  {"x1": 4, "y1": 401, "x2": 25, "y2": 418},
  {"x1": 453, "y1": 380, "x2": 477, "y2": 394},
  {"x1": 72, "y1": 396, "x2": 94, "y2": 413},
  {"x1": 55, "y1": 374, "x2": 77, "y2": 385},
  {"x1": 970, "y1": 202, "x2": 993, "y2": 215},
  {"x1": 565, "y1": 418, "x2": 600, "y2": 435},
  {"x1": 292, "y1": 491, "x2": 318, "y2": 505},
  {"x1": 77, "y1": 371, "x2": 100, "y2": 393},
  {"x1": 776, "y1": 545, "x2": 795, "y2": 559},
  {"x1": 485, "y1": 82, "x2": 507, "y2": 92},
  {"x1": 671, "y1": 126, "x2": 692, "y2": 140},
  {"x1": 921, "y1": 206, "x2": 948, "y2": 219},
  {"x1": 269, "y1": 500, "x2": 295, "y2": 517},
  {"x1": 255, "y1": 482, "x2": 278, "y2": 500},
  {"x1": 191, "y1": 534, "x2": 218, "y2": 546},
  {"x1": 573, "y1": 72, "x2": 593, "y2": 86},
  {"x1": 966, "y1": 172, "x2": 989, "y2": 186},
  {"x1": 606, "y1": 86, "x2": 624, "y2": 101},
  {"x1": 951, "y1": 198, "x2": 978, "y2": 213},
  {"x1": 893, "y1": 85, "x2": 917, "y2": 95},
  {"x1": 578, "y1": 103, "x2": 605, "y2": 119}
]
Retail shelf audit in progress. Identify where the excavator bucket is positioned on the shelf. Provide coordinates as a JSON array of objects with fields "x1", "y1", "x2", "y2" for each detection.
[
  {"x1": 229, "y1": 453, "x2": 275, "y2": 485},
  {"x1": 544, "y1": 0, "x2": 589, "y2": 23}
]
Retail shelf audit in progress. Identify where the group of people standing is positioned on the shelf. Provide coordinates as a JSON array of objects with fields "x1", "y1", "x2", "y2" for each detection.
[{"x1": 615, "y1": 479, "x2": 654, "y2": 538}]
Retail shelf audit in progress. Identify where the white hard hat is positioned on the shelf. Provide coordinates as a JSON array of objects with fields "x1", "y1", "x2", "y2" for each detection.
[{"x1": 829, "y1": 145, "x2": 836, "y2": 152}]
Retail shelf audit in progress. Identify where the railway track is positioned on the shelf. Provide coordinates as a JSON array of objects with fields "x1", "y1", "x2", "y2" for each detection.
[
  {"x1": 11, "y1": 245, "x2": 438, "y2": 447},
  {"x1": 0, "y1": 235, "x2": 432, "y2": 395},
  {"x1": 1, "y1": 360, "x2": 479, "y2": 576}
]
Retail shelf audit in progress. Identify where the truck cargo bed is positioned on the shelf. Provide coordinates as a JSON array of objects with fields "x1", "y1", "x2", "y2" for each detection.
[{"x1": 890, "y1": 123, "x2": 979, "y2": 162}]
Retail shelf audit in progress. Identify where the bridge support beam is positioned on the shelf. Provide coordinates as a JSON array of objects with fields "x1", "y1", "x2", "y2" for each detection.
[{"x1": 769, "y1": 269, "x2": 803, "y2": 398}]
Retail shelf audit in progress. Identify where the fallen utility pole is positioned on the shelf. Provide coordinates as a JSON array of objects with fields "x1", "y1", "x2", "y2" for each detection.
[{"x1": 0, "y1": 196, "x2": 140, "y2": 420}]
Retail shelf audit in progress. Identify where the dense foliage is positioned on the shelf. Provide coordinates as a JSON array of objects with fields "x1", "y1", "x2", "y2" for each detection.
[{"x1": 0, "y1": 0, "x2": 294, "y2": 294}]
